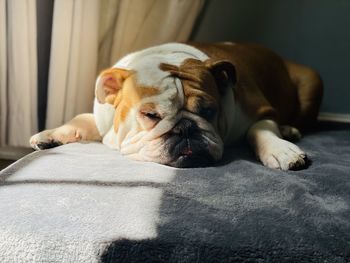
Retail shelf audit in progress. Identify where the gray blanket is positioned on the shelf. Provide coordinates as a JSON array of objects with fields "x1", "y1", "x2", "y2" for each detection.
[{"x1": 0, "y1": 124, "x2": 350, "y2": 262}]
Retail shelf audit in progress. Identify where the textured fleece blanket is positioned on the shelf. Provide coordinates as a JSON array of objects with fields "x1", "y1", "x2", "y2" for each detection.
[{"x1": 0, "y1": 124, "x2": 350, "y2": 262}]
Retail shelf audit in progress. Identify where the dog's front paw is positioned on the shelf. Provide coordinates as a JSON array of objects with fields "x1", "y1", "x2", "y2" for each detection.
[
  {"x1": 30, "y1": 130, "x2": 62, "y2": 150},
  {"x1": 257, "y1": 138, "x2": 307, "y2": 171},
  {"x1": 30, "y1": 127, "x2": 81, "y2": 150}
]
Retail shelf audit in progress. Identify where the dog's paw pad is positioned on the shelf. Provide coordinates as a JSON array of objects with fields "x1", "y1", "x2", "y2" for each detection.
[
  {"x1": 36, "y1": 140, "x2": 63, "y2": 150},
  {"x1": 288, "y1": 154, "x2": 310, "y2": 170}
]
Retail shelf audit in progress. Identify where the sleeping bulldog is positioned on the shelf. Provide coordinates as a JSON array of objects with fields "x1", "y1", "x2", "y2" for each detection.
[{"x1": 30, "y1": 42, "x2": 323, "y2": 170}]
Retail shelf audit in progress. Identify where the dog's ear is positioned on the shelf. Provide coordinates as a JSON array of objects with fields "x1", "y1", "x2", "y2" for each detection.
[
  {"x1": 95, "y1": 68, "x2": 133, "y2": 104},
  {"x1": 205, "y1": 59, "x2": 236, "y2": 93}
]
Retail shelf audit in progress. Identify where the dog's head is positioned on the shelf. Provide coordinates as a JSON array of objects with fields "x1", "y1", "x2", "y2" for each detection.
[{"x1": 95, "y1": 58, "x2": 236, "y2": 167}]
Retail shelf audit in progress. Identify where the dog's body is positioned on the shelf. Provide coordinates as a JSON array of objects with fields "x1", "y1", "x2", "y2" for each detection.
[{"x1": 30, "y1": 42, "x2": 323, "y2": 170}]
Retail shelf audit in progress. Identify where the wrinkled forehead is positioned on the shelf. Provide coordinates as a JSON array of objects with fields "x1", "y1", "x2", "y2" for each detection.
[{"x1": 131, "y1": 62, "x2": 219, "y2": 115}]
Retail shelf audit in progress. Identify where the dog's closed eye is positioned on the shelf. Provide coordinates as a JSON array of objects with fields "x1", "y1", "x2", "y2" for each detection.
[
  {"x1": 142, "y1": 111, "x2": 161, "y2": 121},
  {"x1": 138, "y1": 103, "x2": 162, "y2": 129}
]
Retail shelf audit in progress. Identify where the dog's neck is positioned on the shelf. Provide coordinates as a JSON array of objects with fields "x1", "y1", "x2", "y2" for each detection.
[{"x1": 220, "y1": 83, "x2": 253, "y2": 145}]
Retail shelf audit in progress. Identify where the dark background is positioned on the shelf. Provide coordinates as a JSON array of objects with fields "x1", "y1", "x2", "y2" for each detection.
[{"x1": 192, "y1": 0, "x2": 350, "y2": 115}]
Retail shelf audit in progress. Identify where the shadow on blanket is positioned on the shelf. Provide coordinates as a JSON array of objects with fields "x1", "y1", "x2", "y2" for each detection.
[
  {"x1": 101, "y1": 123, "x2": 350, "y2": 263},
  {"x1": 0, "y1": 122, "x2": 349, "y2": 262}
]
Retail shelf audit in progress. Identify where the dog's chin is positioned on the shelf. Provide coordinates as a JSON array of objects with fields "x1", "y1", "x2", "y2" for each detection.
[{"x1": 169, "y1": 152, "x2": 215, "y2": 168}]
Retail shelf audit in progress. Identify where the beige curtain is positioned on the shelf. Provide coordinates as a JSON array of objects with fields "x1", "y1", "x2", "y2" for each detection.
[
  {"x1": 46, "y1": 0, "x2": 204, "y2": 129},
  {"x1": 0, "y1": 0, "x2": 204, "y2": 145},
  {"x1": 0, "y1": 0, "x2": 38, "y2": 146},
  {"x1": 0, "y1": 0, "x2": 6, "y2": 146},
  {"x1": 99, "y1": 0, "x2": 204, "y2": 69},
  {"x1": 45, "y1": 0, "x2": 100, "y2": 129}
]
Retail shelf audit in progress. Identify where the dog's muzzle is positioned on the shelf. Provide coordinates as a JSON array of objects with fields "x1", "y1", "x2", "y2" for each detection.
[{"x1": 165, "y1": 118, "x2": 215, "y2": 168}]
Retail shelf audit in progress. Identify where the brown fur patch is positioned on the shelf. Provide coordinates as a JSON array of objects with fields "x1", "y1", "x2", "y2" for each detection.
[
  {"x1": 189, "y1": 42, "x2": 300, "y2": 123},
  {"x1": 111, "y1": 75, "x2": 160, "y2": 132},
  {"x1": 160, "y1": 59, "x2": 220, "y2": 115}
]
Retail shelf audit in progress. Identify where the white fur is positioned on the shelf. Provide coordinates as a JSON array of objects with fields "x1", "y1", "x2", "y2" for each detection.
[
  {"x1": 93, "y1": 98, "x2": 115, "y2": 137},
  {"x1": 115, "y1": 43, "x2": 209, "y2": 87}
]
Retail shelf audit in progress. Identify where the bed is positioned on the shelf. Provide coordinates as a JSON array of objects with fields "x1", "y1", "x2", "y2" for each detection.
[{"x1": 0, "y1": 123, "x2": 349, "y2": 262}]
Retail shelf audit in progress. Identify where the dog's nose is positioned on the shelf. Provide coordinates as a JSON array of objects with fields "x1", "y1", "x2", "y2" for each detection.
[{"x1": 172, "y1": 119, "x2": 197, "y2": 137}]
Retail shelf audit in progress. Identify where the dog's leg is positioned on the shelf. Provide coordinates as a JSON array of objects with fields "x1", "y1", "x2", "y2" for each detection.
[
  {"x1": 284, "y1": 61, "x2": 323, "y2": 130},
  {"x1": 30, "y1": 113, "x2": 102, "y2": 150},
  {"x1": 247, "y1": 120, "x2": 306, "y2": 170}
]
